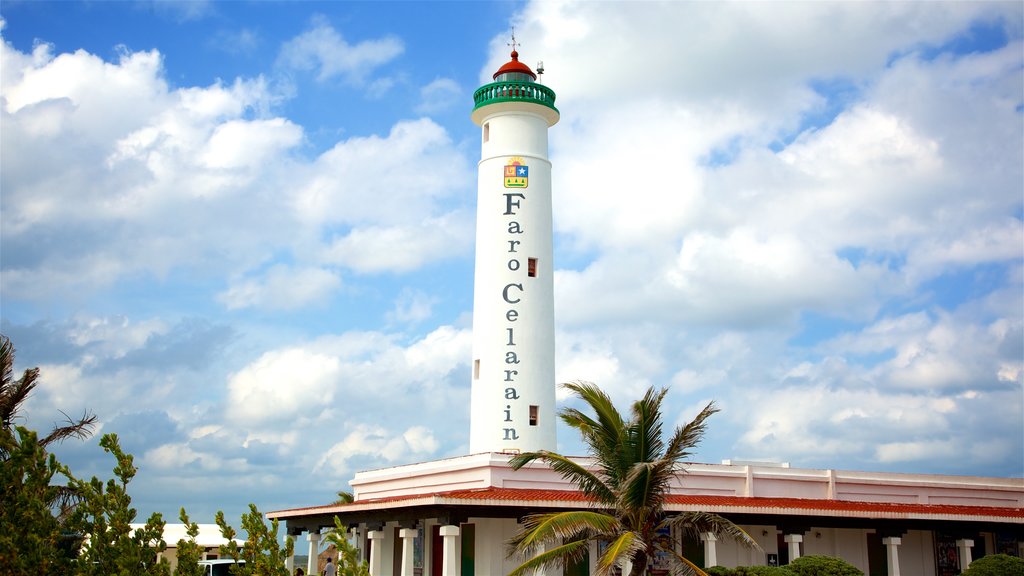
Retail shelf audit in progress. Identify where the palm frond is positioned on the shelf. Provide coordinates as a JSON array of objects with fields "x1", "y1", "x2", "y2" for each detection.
[
  {"x1": 662, "y1": 401, "x2": 719, "y2": 470},
  {"x1": 560, "y1": 381, "x2": 631, "y2": 485},
  {"x1": 618, "y1": 457, "x2": 675, "y2": 514},
  {"x1": 507, "y1": 538, "x2": 590, "y2": 576},
  {"x1": 507, "y1": 510, "x2": 619, "y2": 556},
  {"x1": 628, "y1": 386, "x2": 668, "y2": 464},
  {"x1": 664, "y1": 511, "x2": 761, "y2": 551},
  {"x1": 656, "y1": 544, "x2": 710, "y2": 576},
  {"x1": 509, "y1": 450, "x2": 616, "y2": 504},
  {"x1": 0, "y1": 334, "x2": 38, "y2": 429},
  {"x1": 595, "y1": 531, "x2": 644, "y2": 576},
  {"x1": 39, "y1": 410, "x2": 98, "y2": 448}
]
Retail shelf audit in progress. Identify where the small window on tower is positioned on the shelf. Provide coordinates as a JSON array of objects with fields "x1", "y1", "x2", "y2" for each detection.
[
  {"x1": 529, "y1": 405, "x2": 538, "y2": 426},
  {"x1": 474, "y1": 359, "x2": 480, "y2": 380},
  {"x1": 483, "y1": 123, "x2": 490, "y2": 143},
  {"x1": 528, "y1": 258, "x2": 537, "y2": 277}
]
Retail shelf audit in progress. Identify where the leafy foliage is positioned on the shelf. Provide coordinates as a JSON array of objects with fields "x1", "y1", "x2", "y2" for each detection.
[
  {"x1": 961, "y1": 554, "x2": 1024, "y2": 576},
  {"x1": 323, "y1": 516, "x2": 370, "y2": 576},
  {"x1": 786, "y1": 555, "x2": 863, "y2": 575},
  {"x1": 216, "y1": 503, "x2": 294, "y2": 576},
  {"x1": 69, "y1": 433, "x2": 171, "y2": 576},
  {"x1": 506, "y1": 381, "x2": 758, "y2": 576},
  {"x1": 734, "y1": 566, "x2": 797, "y2": 575},
  {"x1": 708, "y1": 567, "x2": 798, "y2": 575}
]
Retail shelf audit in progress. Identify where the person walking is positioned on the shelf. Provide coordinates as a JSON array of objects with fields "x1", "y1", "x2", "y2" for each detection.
[{"x1": 322, "y1": 556, "x2": 336, "y2": 576}]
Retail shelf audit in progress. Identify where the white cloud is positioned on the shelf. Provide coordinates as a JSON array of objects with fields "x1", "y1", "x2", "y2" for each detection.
[
  {"x1": 320, "y1": 214, "x2": 472, "y2": 273},
  {"x1": 387, "y1": 288, "x2": 438, "y2": 325},
  {"x1": 295, "y1": 118, "x2": 467, "y2": 226},
  {"x1": 416, "y1": 77, "x2": 461, "y2": 114},
  {"x1": 201, "y1": 118, "x2": 303, "y2": 170},
  {"x1": 218, "y1": 265, "x2": 341, "y2": 311},
  {"x1": 226, "y1": 347, "x2": 342, "y2": 425},
  {"x1": 1, "y1": 36, "x2": 473, "y2": 305},
  {"x1": 276, "y1": 16, "x2": 403, "y2": 84},
  {"x1": 875, "y1": 439, "x2": 956, "y2": 463},
  {"x1": 316, "y1": 423, "x2": 439, "y2": 477}
]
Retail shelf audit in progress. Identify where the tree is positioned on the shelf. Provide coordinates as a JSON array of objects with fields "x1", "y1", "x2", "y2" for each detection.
[
  {"x1": 507, "y1": 381, "x2": 757, "y2": 576},
  {"x1": 69, "y1": 433, "x2": 170, "y2": 576},
  {"x1": 216, "y1": 503, "x2": 294, "y2": 576},
  {"x1": 174, "y1": 508, "x2": 205, "y2": 576},
  {"x1": 323, "y1": 516, "x2": 370, "y2": 576}
]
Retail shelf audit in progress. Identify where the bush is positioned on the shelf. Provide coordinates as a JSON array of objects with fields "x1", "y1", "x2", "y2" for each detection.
[
  {"x1": 962, "y1": 554, "x2": 1024, "y2": 576},
  {"x1": 735, "y1": 566, "x2": 797, "y2": 576},
  {"x1": 705, "y1": 566, "x2": 797, "y2": 576},
  {"x1": 786, "y1": 555, "x2": 863, "y2": 576}
]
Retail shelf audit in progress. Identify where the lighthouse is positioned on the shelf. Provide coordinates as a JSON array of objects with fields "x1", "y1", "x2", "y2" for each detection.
[{"x1": 469, "y1": 42, "x2": 559, "y2": 454}]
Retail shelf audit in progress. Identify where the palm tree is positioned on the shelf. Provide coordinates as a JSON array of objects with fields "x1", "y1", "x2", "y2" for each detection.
[{"x1": 507, "y1": 381, "x2": 757, "y2": 576}]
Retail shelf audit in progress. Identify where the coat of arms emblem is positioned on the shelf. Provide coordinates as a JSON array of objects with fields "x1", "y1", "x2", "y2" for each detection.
[{"x1": 503, "y1": 157, "x2": 528, "y2": 188}]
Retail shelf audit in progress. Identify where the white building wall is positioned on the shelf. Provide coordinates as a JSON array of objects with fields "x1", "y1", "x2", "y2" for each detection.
[
  {"x1": 719, "y1": 525, "x2": 774, "y2": 567},
  {"x1": 471, "y1": 517, "x2": 523, "y2": 575},
  {"x1": 903, "y1": 529, "x2": 938, "y2": 576},
  {"x1": 830, "y1": 529, "x2": 870, "y2": 573}
]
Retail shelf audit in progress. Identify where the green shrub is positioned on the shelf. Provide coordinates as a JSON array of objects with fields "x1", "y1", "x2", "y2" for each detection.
[
  {"x1": 962, "y1": 554, "x2": 1024, "y2": 576},
  {"x1": 705, "y1": 566, "x2": 796, "y2": 576},
  {"x1": 786, "y1": 555, "x2": 863, "y2": 576},
  {"x1": 735, "y1": 566, "x2": 797, "y2": 576}
]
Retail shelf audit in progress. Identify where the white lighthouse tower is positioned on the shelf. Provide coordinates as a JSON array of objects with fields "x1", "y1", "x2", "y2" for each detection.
[{"x1": 469, "y1": 42, "x2": 559, "y2": 454}]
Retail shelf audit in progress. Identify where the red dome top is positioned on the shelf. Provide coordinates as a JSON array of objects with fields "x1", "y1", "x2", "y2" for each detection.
[{"x1": 493, "y1": 50, "x2": 537, "y2": 80}]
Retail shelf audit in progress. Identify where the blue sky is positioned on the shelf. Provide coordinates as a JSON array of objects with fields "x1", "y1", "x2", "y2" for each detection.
[{"x1": 2, "y1": 1, "x2": 1022, "y2": 526}]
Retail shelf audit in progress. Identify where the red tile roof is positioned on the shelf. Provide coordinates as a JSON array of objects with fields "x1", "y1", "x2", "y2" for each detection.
[{"x1": 268, "y1": 487, "x2": 1023, "y2": 523}]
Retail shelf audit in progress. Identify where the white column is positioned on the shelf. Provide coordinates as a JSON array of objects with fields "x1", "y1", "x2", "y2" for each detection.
[
  {"x1": 621, "y1": 556, "x2": 633, "y2": 575},
  {"x1": 399, "y1": 528, "x2": 417, "y2": 576},
  {"x1": 440, "y1": 525, "x2": 460, "y2": 576},
  {"x1": 957, "y1": 539, "x2": 974, "y2": 571},
  {"x1": 588, "y1": 540, "x2": 600, "y2": 574},
  {"x1": 349, "y1": 527, "x2": 361, "y2": 563},
  {"x1": 882, "y1": 537, "x2": 901, "y2": 576},
  {"x1": 438, "y1": 524, "x2": 458, "y2": 573},
  {"x1": 307, "y1": 532, "x2": 320, "y2": 576},
  {"x1": 784, "y1": 534, "x2": 803, "y2": 562},
  {"x1": 284, "y1": 535, "x2": 295, "y2": 573},
  {"x1": 536, "y1": 542, "x2": 562, "y2": 576},
  {"x1": 368, "y1": 530, "x2": 385, "y2": 576},
  {"x1": 701, "y1": 532, "x2": 719, "y2": 567}
]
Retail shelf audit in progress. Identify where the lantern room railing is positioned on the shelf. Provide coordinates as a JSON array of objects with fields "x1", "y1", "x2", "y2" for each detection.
[{"x1": 472, "y1": 81, "x2": 558, "y2": 113}]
